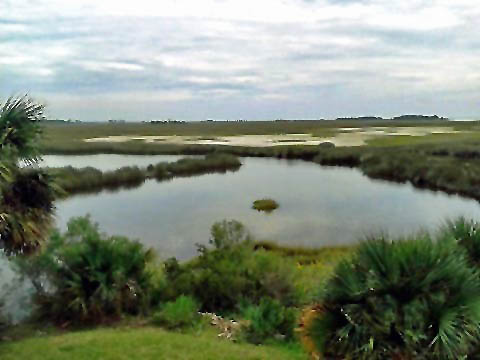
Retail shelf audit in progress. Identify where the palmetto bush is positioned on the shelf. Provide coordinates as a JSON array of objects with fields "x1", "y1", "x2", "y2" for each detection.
[
  {"x1": 304, "y1": 235, "x2": 480, "y2": 360},
  {"x1": 445, "y1": 217, "x2": 480, "y2": 266},
  {"x1": 1, "y1": 168, "x2": 56, "y2": 254},
  {"x1": 0, "y1": 95, "x2": 56, "y2": 255},
  {"x1": 16, "y1": 216, "x2": 156, "y2": 325}
]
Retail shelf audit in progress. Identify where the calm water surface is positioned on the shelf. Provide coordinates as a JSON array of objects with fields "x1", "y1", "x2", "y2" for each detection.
[{"x1": 43, "y1": 155, "x2": 480, "y2": 260}]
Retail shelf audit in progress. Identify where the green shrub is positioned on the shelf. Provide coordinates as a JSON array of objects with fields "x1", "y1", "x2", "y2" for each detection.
[
  {"x1": 152, "y1": 295, "x2": 199, "y2": 329},
  {"x1": 252, "y1": 199, "x2": 279, "y2": 212},
  {"x1": 208, "y1": 219, "x2": 252, "y2": 250},
  {"x1": 15, "y1": 216, "x2": 156, "y2": 325},
  {"x1": 445, "y1": 217, "x2": 480, "y2": 266},
  {"x1": 242, "y1": 298, "x2": 296, "y2": 344},
  {"x1": 164, "y1": 220, "x2": 298, "y2": 313},
  {"x1": 305, "y1": 235, "x2": 480, "y2": 360}
]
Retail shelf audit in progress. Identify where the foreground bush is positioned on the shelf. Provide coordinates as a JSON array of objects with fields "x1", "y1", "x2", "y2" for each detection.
[
  {"x1": 15, "y1": 216, "x2": 156, "y2": 325},
  {"x1": 242, "y1": 297, "x2": 296, "y2": 344},
  {"x1": 305, "y1": 235, "x2": 480, "y2": 360},
  {"x1": 164, "y1": 220, "x2": 298, "y2": 313},
  {"x1": 445, "y1": 217, "x2": 480, "y2": 266},
  {"x1": 152, "y1": 295, "x2": 199, "y2": 329},
  {"x1": 0, "y1": 96, "x2": 57, "y2": 255}
]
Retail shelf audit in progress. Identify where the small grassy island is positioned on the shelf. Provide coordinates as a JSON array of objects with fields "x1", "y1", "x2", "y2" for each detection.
[{"x1": 252, "y1": 198, "x2": 279, "y2": 212}]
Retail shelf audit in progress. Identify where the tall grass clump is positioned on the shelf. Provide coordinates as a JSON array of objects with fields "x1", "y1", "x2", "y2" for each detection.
[
  {"x1": 304, "y1": 234, "x2": 480, "y2": 360},
  {"x1": 152, "y1": 295, "x2": 200, "y2": 330},
  {"x1": 15, "y1": 216, "x2": 156, "y2": 326}
]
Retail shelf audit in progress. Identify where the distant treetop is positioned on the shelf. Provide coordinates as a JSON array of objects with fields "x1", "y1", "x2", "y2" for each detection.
[{"x1": 391, "y1": 114, "x2": 448, "y2": 121}]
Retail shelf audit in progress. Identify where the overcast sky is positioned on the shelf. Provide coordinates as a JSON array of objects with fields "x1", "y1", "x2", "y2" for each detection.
[{"x1": 2, "y1": 0, "x2": 479, "y2": 121}]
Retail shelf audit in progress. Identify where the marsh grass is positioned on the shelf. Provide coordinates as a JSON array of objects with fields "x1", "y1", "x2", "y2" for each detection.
[
  {"x1": 252, "y1": 199, "x2": 279, "y2": 212},
  {"x1": 49, "y1": 154, "x2": 241, "y2": 197},
  {"x1": 50, "y1": 135, "x2": 480, "y2": 204},
  {"x1": 254, "y1": 241, "x2": 353, "y2": 265}
]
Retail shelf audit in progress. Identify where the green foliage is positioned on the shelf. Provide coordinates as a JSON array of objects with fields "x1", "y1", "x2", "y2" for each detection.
[
  {"x1": 208, "y1": 219, "x2": 251, "y2": 250},
  {"x1": 0, "y1": 95, "x2": 56, "y2": 255},
  {"x1": 252, "y1": 199, "x2": 279, "y2": 212},
  {"x1": 15, "y1": 216, "x2": 156, "y2": 325},
  {"x1": 242, "y1": 298, "x2": 296, "y2": 344},
  {"x1": 444, "y1": 217, "x2": 480, "y2": 266},
  {"x1": 152, "y1": 296, "x2": 199, "y2": 329},
  {"x1": 164, "y1": 220, "x2": 298, "y2": 313},
  {"x1": 444, "y1": 218, "x2": 480, "y2": 358},
  {"x1": 153, "y1": 153, "x2": 241, "y2": 180},
  {"x1": 307, "y1": 235, "x2": 480, "y2": 360},
  {"x1": 0, "y1": 168, "x2": 56, "y2": 255},
  {"x1": 50, "y1": 165, "x2": 145, "y2": 195},
  {"x1": 0, "y1": 95, "x2": 44, "y2": 162},
  {"x1": 49, "y1": 154, "x2": 241, "y2": 197}
]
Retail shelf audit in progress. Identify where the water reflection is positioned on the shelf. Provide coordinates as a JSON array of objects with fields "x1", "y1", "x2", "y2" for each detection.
[{"x1": 41, "y1": 154, "x2": 198, "y2": 170}]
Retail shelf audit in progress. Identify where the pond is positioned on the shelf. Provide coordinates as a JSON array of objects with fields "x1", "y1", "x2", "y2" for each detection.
[
  {"x1": 4, "y1": 154, "x2": 480, "y2": 321},
  {"x1": 43, "y1": 155, "x2": 480, "y2": 260}
]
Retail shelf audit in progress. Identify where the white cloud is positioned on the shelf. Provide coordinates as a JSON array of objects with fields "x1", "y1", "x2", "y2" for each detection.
[
  {"x1": 2, "y1": 0, "x2": 479, "y2": 120},
  {"x1": 0, "y1": 55, "x2": 33, "y2": 65},
  {"x1": 366, "y1": 5, "x2": 461, "y2": 30},
  {"x1": 78, "y1": 61, "x2": 145, "y2": 72},
  {"x1": 0, "y1": 23, "x2": 30, "y2": 33}
]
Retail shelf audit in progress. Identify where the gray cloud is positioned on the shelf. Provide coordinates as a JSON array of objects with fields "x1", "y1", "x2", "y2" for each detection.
[{"x1": 2, "y1": 0, "x2": 479, "y2": 120}]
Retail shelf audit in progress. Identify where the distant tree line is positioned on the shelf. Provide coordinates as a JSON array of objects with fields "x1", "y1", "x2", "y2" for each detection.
[{"x1": 335, "y1": 114, "x2": 448, "y2": 121}]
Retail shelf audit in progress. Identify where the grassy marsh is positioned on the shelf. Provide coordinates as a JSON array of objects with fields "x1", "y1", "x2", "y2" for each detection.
[
  {"x1": 39, "y1": 120, "x2": 480, "y2": 205},
  {"x1": 252, "y1": 198, "x2": 279, "y2": 212}
]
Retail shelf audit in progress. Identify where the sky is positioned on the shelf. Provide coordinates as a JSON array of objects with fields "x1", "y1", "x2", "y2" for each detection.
[{"x1": 1, "y1": 0, "x2": 479, "y2": 121}]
